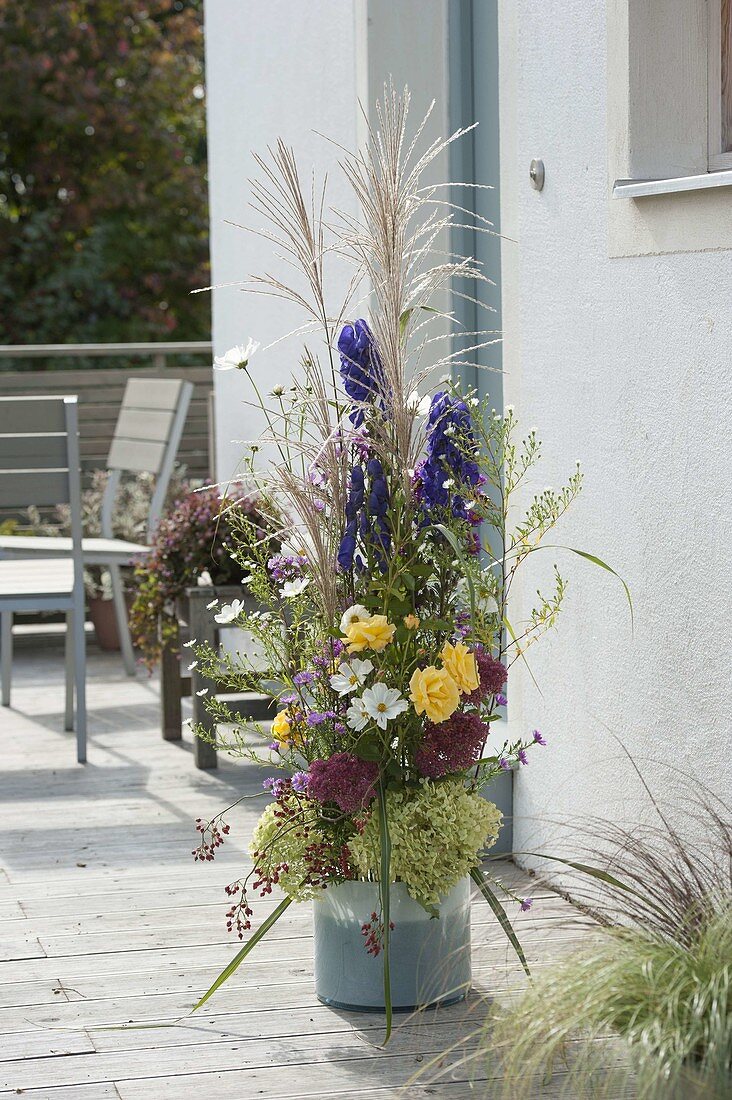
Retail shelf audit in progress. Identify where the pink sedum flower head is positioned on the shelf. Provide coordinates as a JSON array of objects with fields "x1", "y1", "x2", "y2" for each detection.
[
  {"x1": 468, "y1": 650, "x2": 508, "y2": 705},
  {"x1": 307, "y1": 752, "x2": 379, "y2": 813},
  {"x1": 414, "y1": 710, "x2": 488, "y2": 779}
]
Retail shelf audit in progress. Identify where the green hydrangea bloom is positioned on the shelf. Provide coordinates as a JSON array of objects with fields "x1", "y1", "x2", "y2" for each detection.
[
  {"x1": 249, "y1": 796, "x2": 328, "y2": 902},
  {"x1": 348, "y1": 779, "x2": 502, "y2": 910}
]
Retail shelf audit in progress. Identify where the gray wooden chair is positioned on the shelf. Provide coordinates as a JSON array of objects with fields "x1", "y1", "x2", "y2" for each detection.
[
  {"x1": 0, "y1": 377, "x2": 193, "y2": 676},
  {"x1": 0, "y1": 396, "x2": 87, "y2": 762}
]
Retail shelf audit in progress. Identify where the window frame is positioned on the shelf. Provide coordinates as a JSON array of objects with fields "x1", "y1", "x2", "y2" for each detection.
[{"x1": 708, "y1": 0, "x2": 732, "y2": 170}]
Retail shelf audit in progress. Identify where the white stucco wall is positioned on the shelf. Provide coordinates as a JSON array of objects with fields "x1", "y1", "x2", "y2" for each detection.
[
  {"x1": 499, "y1": 0, "x2": 732, "y2": 851},
  {"x1": 205, "y1": 0, "x2": 360, "y2": 484},
  {"x1": 205, "y1": 0, "x2": 450, "y2": 484}
]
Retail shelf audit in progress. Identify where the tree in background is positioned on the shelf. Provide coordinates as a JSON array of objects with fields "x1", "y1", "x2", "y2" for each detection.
[{"x1": 0, "y1": 0, "x2": 209, "y2": 354}]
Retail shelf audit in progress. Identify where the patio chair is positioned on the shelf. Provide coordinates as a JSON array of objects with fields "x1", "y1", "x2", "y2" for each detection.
[
  {"x1": 0, "y1": 395, "x2": 87, "y2": 762},
  {"x1": 0, "y1": 377, "x2": 193, "y2": 676}
]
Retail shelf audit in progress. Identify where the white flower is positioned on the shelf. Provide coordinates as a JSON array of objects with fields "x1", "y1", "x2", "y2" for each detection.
[
  {"x1": 195, "y1": 688, "x2": 209, "y2": 697},
  {"x1": 339, "y1": 604, "x2": 369, "y2": 634},
  {"x1": 442, "y1": 478, "x2": 455, "y2": 489},
  {"x1": 214, "y1": 599, "x2": 245, "y2": 625},
  {"x1": 330, "y1": 659, "x2": 374, "y2": 696},
  {"x1": 281, "y1": 577, "x2": 310, "y2": 598},
  {"x1": 206, "y1": 599, "x2": 219, "y2": 610},
  {"x1": 196, "y1": 570, "x2": 213, "y2": 587},
  {"x1": 187, "y1": 661, "x2": 198, "y2": 671},
  {"x1": 182, "y1": 638, "x2": 197, "y2": 648},
  {"x1": 213, "y1": 339, "x2": 260, "y2": 371},
  {"x1": 346, "y1": 698, "x2": 371, "y2": 731},
  {"x1": 361, "y1": 683, "x2": 408, "y2": 730}
]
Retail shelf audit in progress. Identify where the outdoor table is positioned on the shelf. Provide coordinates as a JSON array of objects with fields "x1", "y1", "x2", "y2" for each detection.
[{"x1": 159, "y1": 584, "x2": 275, "y2": 768}]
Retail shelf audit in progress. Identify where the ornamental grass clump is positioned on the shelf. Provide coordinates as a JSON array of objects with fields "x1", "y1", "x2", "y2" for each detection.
[
  {"x1": 188, "y1": 85, "x2": 628, "y2": 1030},
  {"x1": 478, "y1": 781, "x2": 732, "y2": 1099}
]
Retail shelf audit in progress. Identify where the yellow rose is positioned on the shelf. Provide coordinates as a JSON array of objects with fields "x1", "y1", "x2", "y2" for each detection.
[
  {"x1": 440, "y1": 641, "x2": 480, "y2": 695},
  {"x1": 272, "y1": 708, "x2": 302, "y2": 747},
  {"x1": 272, "y1": 710, "x2": 291, "y2": 739},
  {"x1": 403, "y1": 614, "x2": 420, "y2": 630},
  {"x1": 345, "y1": 614, "x2": 396, "y2": 654},
  {"x1": 409, "y1": 666, "x2": 460, "y2": 724}
]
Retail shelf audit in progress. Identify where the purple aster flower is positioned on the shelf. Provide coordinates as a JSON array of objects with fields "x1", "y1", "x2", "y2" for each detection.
[
  {"x1": 280, "y1": 693, "x2": 298, "y2": 705},
  {"x1": 499, "y1": 757, "x2": 511, "y2": 771},
  {"x1": 291, "y1": 771, "x2": 309, "y2": 794},
  {"x1": 517, "y1": 749, "x2": 529, "y2": 766},
  {"x1": 520, "y1": 898, "x2": 533, "y2": 912},
  {"x1": 269, "y1": 741, "x2": 280, "y2": 753},
  {"x1": 263, "y1": 776, "x2": 287, "y2": 797},
  {"x1": 306, "y1": 711, "x2": 327, "y2": 727},
  {"x1": 495, "y1": 692, "x2": 508, "y2": 707},
  {"x1": 307, "y1": 752, "x2": 379, "y2": 813},
  {"x1": 293, "y1": 671, "x2": 315, "y2": 687},
  {"x1": 533, "y1": 729, "x2": 546, "y2": 745}
]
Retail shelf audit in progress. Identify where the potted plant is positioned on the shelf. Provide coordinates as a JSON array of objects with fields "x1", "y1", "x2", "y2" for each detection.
[
  {"x1": 186, "y1": 88, "x2": 629, "y2": 1034},
  {"x1": 128, "y1": 484, "x2": 274, "y2": 670}
]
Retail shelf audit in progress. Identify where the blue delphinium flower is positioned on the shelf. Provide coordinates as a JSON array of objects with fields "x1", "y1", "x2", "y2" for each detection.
[
  {"x1": 415, "y1": 392, "x2": 481, "y2": 521},
  {"x1": 338, "y1": 319, "x2": 386, "y2": 425},
  {"x1": 338, "y1": 465, "x2": 365, "y2": 571},
  {"x1": 337, "y1": 460, "x2": 391, "y2": 573}
]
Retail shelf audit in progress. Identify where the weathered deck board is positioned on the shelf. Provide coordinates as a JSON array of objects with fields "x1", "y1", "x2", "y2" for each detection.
[{"x1": 0, "y1": 649, "x2": 599, "y2": 1097}]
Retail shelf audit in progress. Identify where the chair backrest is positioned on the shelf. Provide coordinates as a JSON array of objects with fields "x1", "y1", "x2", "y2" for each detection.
[
  {"x1": 0, "y1": 394, "x2": 84, "y2": 575},
  {"x1": 102, "y1": 377, "x2": 193, "y2": 542}
]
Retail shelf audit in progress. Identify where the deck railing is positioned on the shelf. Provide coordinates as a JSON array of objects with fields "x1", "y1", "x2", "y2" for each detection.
[
  {"x1": 0, "y1": 340, "x2": 212, "y2": 369},
  {"x1": 0, "y1": 342, "x2": 215, "y2": 487}
]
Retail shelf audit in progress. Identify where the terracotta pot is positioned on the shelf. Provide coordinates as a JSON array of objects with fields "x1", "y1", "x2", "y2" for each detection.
[{"x1": 88, "y1": 597, "x2": 129, "y2": 651}]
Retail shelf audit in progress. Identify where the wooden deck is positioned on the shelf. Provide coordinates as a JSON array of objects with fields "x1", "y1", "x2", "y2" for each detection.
[{"x1": 0, "y1": 648, "x2": 599, "y2": 1099}]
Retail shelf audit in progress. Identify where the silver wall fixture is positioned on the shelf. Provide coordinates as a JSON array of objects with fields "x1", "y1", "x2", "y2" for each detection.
[{"x1": 529, "y1": 159, "x2": 545, "y2": 191}]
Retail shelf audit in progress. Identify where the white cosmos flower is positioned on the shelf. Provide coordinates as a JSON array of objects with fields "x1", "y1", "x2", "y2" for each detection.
[
  {"x1": 329, "y1": 659, "x2": 374, "y2": 696},
  {"x1": 214, "y1": 599, "x2": 245, "y2": 625},
  {"x1": 361, "y1": 683, "x2": 408, "y2": 730},
  {"x1": 346, "y1": 697, "x2": 371, "y2": 731},
  {"x1": 281, "y1": 577, "x2": 310, "y2": 598},
  {"x1": 339, "y1": 604, "x2": 369, "y2": 634},
  {"x1": 213, "y1": 339, "x2": 260, "y2": 371}
]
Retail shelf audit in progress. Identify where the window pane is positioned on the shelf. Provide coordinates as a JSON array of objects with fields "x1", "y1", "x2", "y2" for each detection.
[{"x1": 723, "y1": 0, "x2": 732, "y2": 151}]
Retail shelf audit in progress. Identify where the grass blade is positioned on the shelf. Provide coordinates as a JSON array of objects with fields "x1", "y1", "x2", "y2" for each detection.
[
  {"x1": 377, "y1": 779, "x2": 393, "y2": 1042},
  {"x1": 192, "y1": 896, "x2": 293, "y2": 1012},
  {"x1": 471, "y1": 865, "x2": 530, "y2": 977},
  {"x1": 511, "y1": 850, "x2": 670, "y2": 925},
  {"x1": 535, "y1": 544, "x2": 633, "y2": 630}
]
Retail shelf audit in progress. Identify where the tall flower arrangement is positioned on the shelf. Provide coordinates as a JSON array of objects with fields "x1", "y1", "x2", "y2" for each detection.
[{"x1": 191, "y1": 87, "x2": 627, "y2": 1030}]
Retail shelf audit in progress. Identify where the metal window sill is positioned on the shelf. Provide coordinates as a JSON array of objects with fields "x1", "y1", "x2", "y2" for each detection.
[{"x1": 612, "y1": 169, "x2": 732, "y2": 199}]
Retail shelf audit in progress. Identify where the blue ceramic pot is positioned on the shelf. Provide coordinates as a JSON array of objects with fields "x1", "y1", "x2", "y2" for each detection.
[{"x1": 313, "y1": 878, "x2": 471, "y2": 1012}]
